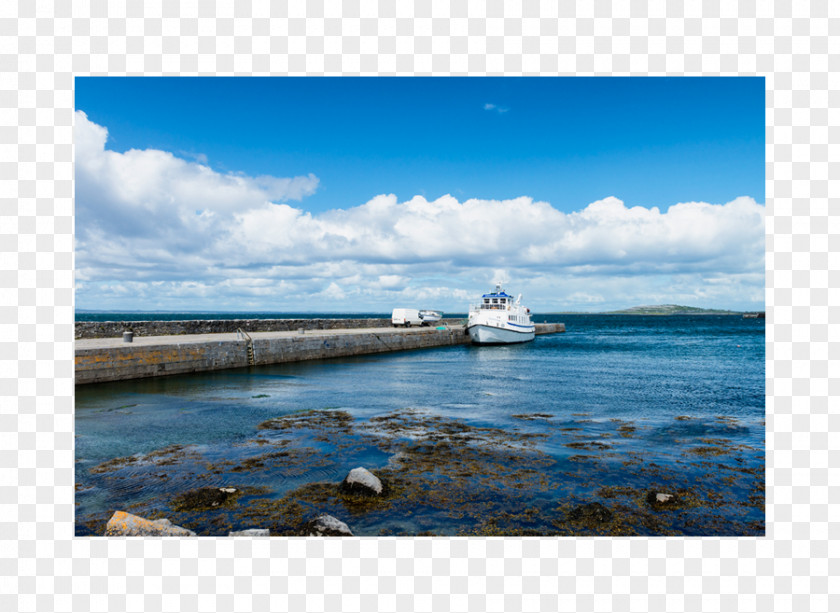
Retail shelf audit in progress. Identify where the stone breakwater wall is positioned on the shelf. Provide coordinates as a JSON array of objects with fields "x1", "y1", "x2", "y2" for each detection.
[
  {"x1": 75, "y1": 324, "x2": 565, "y2": 385},
  {"x1": 74, "y1": 328, "x2": 454, "y2": 385},
  {"x1": 75, "y1": 318, "x2": 465, "y2": 339}
]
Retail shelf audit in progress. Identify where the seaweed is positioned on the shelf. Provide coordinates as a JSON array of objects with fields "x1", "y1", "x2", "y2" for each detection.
[
  {"x1": 170, "y1": 487, "x2": 244, "y2": 512},
  {"x1": 79, "y1": 405, "x2": 765, "y2": 537}
]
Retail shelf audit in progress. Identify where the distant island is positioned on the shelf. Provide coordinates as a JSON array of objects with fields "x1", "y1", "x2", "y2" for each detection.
[
  {"x1": 602, "y1": 304, "x2": 743, "y2": 315},
  {"x1": 551, "y1": 304, "x2": 748, "y2": 315}
]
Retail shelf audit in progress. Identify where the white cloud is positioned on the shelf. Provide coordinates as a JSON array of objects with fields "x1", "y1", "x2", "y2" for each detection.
[
  {"x1": 74, "y1": 111, "x2": 318, "y2": 241},
  {"x1": 178, "y1": 151, "x2": 209, "y2": 164},
  {"x1": 483, "y1": 103, "x2": 509, "y2": 114},
  {"x1": 75, "y1": 112, "x2": 765, "y2": 312},
  {"x1": 375, "y1": 275, "x2": 409, "y2": 290},
  {"x1": 319, "y1": 282, "x2": 346, "y2": 300}
]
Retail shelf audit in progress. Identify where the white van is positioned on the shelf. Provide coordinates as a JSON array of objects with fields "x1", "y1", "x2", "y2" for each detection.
[{"x1": 391, "y1": 308, "x2": 423, "y2": 327}]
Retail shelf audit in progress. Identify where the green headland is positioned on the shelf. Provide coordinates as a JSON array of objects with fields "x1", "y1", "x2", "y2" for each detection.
[{"x1": 552, "y1": 304, "x2": 745, "y2": 315}]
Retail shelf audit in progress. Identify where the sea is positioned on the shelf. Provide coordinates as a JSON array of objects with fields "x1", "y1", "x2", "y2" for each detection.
[{"x1": 74, "y1": 313, "x2": 765, "y2": 536}]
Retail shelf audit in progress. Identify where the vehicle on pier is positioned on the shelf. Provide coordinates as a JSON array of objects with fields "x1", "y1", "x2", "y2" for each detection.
[
  {"x1": 391, "y1": 308, "x2": 423, "y2": 327},
  {"x1": 419, "y1": 310, "x2": 442, "y2": 324},
  {"x1": 392, "y1": 308, "x2": 444, "y2": 327}
]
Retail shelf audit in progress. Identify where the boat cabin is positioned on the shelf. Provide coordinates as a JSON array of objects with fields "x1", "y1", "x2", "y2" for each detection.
[{"x1": 480, "y1": 285, "x2": 512, "y2": 310}]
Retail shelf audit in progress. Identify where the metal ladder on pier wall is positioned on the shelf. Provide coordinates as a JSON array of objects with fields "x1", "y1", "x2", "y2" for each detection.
[{"x1": 237, "y1": 329, "x2": 256, "y2": 366}]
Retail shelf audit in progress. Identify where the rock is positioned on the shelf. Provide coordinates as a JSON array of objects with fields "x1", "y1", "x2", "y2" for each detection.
[
  {"x1": 228, "y1": 528, "x2": 270, "y2": 537},
  {"x1": 647, "y1": 490, "x2": 679, "y2": 509},
  {"x1": 171, "y1": 487, "x2": 239, "y2": 511},
  {"x1": 300, "y1": 514, "x2": 353, "y2": 537},
  {"x1": 568, "y1": 502, "x2": 613, "y2": 524},
  {"x1": 105, "y1": 511, "x2": 196, "y2": 537},
  {"x1": 340, "y1": 466, "x2": 384, "y2": 496}
]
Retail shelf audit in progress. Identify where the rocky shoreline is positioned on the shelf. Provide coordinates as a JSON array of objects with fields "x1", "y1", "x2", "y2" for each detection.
[{"x1": 77, "y1": 407, "x2": 764, "y2": 537}]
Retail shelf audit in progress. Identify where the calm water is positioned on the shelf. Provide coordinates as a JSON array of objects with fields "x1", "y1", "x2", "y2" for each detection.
[{"x1": 75, "y1": 314, "x2": 765, "y2": 536}]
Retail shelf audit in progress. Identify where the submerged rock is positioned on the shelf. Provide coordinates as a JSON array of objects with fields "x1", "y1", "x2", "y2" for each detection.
[
  {"x1": 171, "y1": 487, "x2": 240, "y2": 511},
  {"x1": 511, "y1": 413, "x2": 553, "y2": 421},
  {"x1": 105, "y1": 511, "x2": 196, "y2": 536},
  {"x1": 647, "y1": 490, "x2": 679, "y2": 509},
  {"x1": 228, "y1": 528, "x2": 270, "y2": 537},
  {"x1": 568, "y1": 502, "x2": 613, "y2": 524},
  {"x1": 340, "y1": 467, "x2": 384, "y2": 496},
  {"x1": 301, "y1": 514, "x2": 353, "y2": 537}
]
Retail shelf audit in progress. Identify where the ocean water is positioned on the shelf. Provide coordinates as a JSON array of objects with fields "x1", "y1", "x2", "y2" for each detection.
[{"x1": 74, "y1": 314, "x2": 765, "y2": 536}]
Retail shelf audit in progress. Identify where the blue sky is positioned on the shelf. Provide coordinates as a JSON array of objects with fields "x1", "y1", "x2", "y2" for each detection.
[{"x1": 74, "y1": 77, "x2": 765, "y2": 313}]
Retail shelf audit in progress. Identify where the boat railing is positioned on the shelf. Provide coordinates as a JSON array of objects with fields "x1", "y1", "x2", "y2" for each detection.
[{"x1": 470, "y1": 303, "x2": 510, "y2": 311}]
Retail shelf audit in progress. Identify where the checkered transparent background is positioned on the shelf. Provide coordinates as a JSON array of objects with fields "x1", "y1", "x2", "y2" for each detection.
[{"x1": 2, "y1": 1, "x2": 836, "y2": 612}]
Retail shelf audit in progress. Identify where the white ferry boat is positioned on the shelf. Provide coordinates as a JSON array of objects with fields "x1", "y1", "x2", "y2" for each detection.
[{"x1": 467, "y1": 284, "x2": 535, "y2": 345}]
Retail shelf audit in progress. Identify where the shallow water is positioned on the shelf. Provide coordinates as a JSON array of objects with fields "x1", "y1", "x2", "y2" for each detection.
[{"x1": 75, "y1": 314, "x2": 765, "y2": 536}]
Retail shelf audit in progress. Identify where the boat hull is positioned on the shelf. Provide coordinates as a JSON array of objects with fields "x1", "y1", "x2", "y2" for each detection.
[{"x1": 467, "y1": 324, "x2": 535, "y2": 345}]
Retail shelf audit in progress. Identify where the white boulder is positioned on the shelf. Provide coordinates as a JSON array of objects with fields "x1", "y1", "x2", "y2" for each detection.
[
  {"x1": 228, "y1": 528, "x2": 270, "y2": 537},
  {"x1": 302, "y1": 514, "x2": 353, "y2": 537},
  {"x1": 340, "y1": 466, "x2": 383, "y2": 495}
]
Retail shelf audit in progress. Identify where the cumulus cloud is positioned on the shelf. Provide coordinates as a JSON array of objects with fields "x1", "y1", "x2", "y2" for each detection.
[
  {"x1": 75, "y1": 111, "x2": 318, "y2": 240},
  {"x1": 223, "y1": 193, "x2": 763, "y2": 275},
  {"x1": 74, "y1": 112, "x2": 765, "y2": 312}
]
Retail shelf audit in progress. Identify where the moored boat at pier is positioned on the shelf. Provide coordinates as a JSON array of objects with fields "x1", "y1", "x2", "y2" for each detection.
[{"x1": 466, "y1": 284, "x2": 535, "y2": 345}]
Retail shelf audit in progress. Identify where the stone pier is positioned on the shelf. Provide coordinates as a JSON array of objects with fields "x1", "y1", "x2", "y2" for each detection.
[{"x1": 75, "y1": 322, "x2": 565, "y2": 385}]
